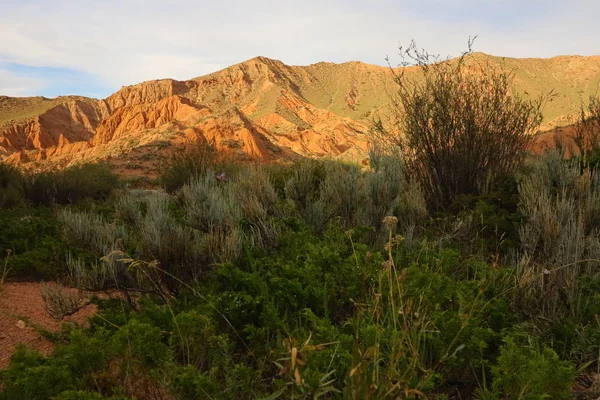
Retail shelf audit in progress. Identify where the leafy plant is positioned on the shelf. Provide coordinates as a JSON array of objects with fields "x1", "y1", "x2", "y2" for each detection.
[
  {"x1": 375, "y1": 40, "x2": 547, "y2": 210},
  {"x1": 476, "y1": 336, "x2": 575, "y2": 400},
  {"x1": 26, "y1": 163, "x2": 119, "y2": 206}
]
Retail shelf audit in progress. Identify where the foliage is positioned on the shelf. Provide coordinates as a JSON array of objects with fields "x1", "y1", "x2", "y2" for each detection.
[
  {"x1": 26, "y1": 163, "x2": 119, "y2": 206},
  {"x1": 477, "y1": 336, "x2": 575, "y2": 400},
  {"x1": 375, "y1": 40, "x2": 546, "y2": 210},
  {"x1": 160, "y1": 139, "x2": 235, "y2": 193},
  {"x1": 0, "y1": 163, "x2": 26, "y2": 208},
  {"x1": 574, "y1": 94, "x2": 600, "y2": 173},
  {"x1": 3, "y1": 133, "x2": 600, "y2": 399},
  {"x1": 0, "y1": 206, "x2": 70, "y2": 279}
]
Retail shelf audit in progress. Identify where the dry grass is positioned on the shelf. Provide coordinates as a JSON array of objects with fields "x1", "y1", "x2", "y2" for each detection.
[
  {"x1": 40, "y1": 282, "x2": 87, "y2": 320},
  {"x1": 0, "y1": 250, "x2": 10, "y2": 289},
  {"x1": 517, "y1": 151, "x2": 600, "y2": 319},
  {"x1": 0, "y1": 95, "x2": 93, "y2": 128}
]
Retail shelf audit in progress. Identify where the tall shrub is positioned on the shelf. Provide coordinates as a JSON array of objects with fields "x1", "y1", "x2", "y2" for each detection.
[
  {"x1": 376, "y1": 41, "x2": 546, "y2": 210},
  {"x1": 574, "y1": 94, "x2": 600, "y2": 174}
]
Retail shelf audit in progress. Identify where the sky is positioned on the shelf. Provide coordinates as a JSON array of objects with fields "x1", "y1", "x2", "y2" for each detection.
[{"x1": 0, "y1": 0, "x2": 598, "y2": 98}]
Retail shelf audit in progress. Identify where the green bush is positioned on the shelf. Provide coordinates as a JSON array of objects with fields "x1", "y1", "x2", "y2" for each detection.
[
  {"x1": 214, "y1": 224, "x2": 380, "y2": 334},
  {"x1": 26, "y1": 163, "x2": 119, "y2": 206},
  {"x1": 477, "y1": 336, "x2": 575, "y2": 400},
  {"x1": 375, "y1": 42, "x2": 545, "y2": 210},
  {"x1": 0, "y1": 345, "x2": 76, "y2": 400},
  {"x1": 6, "y1": 153, "x2": 599, "y2": 399},
  {"x1": 160, "y1": 139, "x2": 236, "y2": 193},
  {"x1": 0, "y1": 207, "x2": 69, "y2": 279},
  {"x1": 0, "y1": 163, "x2": 26, "y2": 208},
  {"x1": 52, "y1": 391, "x2": 132, "y2": 400}
]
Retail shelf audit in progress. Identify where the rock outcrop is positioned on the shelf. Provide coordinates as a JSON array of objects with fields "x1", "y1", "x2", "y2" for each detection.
[{"x1": 2, "y1": 53, "x2": 600, "y2": 174}]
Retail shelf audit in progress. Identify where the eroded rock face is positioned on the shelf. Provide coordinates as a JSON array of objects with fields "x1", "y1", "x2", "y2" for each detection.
[
  {"x1": 3, "y1": 54, "x2": 600, "y2": 173},
  {"x1": 1, "y1": 100, "x2": 105, "y2": 152},
  {"x1": 92, "y1": 95, "x2": 206, "y2": 145}
]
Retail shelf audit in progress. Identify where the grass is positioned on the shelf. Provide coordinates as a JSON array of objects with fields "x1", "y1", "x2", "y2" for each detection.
[
  {"x1": 0, "y1": 250, "x2": 10, "y2": 289},
  {"x1": 0, "y1": 95, "x2": 95, "y2": 128},
  {"x1": 1, "y1": 152, "x2": 597, "y2": 399},
  {"x1": 4, "y1": 53, "x2": 600, "y2": 397}
]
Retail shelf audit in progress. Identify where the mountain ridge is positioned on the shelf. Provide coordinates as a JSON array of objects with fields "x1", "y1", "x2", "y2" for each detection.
[{"x1": 2, "y1": 53, "x2": 600, "y2": 175}]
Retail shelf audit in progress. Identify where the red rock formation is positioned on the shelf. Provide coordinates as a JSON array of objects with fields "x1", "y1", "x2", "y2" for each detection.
[{"x1": 3, "y1": 54, "x2": 600, "y2": 173}]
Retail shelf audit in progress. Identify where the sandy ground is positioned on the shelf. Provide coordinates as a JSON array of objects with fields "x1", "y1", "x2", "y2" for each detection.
[{"x1": 0, "y1": 282, "x2": 97, "y2": 369}]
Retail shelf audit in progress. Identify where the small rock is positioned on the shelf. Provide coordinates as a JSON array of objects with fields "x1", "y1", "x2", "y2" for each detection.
[{"x1": 15, "y1": 320, "x2": 25, "y2": 329}]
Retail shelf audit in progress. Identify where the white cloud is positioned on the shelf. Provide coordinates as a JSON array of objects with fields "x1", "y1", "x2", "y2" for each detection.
[
  {"x1": 0, "y1": 0, "x2": 599, "y2": 97},
  {"x1": 0, "y1": 66, "x2": 47, "y2": 97}
]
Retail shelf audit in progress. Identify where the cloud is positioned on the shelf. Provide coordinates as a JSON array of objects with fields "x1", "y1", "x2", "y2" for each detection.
[
  {"x1": 0, "y1": 66, "x2": 46, "y2": 97},
  {"x1": 0, "y1": 62, "x2": 113, "y2": 98},
  {"x1": 0, "y1": 0, "x2": 599, "y2": 98}
]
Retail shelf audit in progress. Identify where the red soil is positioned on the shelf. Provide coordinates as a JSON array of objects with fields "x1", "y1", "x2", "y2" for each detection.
[{"x1": 0, "y1": 282, "x2": 97, "y2": 369}]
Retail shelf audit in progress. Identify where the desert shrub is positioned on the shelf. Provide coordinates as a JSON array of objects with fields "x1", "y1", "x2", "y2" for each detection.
[
  {"x1": 396, "y1": 176, "x2": 428, "y2": 233},
  {"x1": 9, "y1": 151, "x2": 591, "y2": 398},
  {"x1": 574, "y1": 94, "x2": 600, "y2": 174},
  {"x1": 181, "y1": 171, "x2": 241, "y2": 233},
  {"x1": 0, "y1": 207, "x2": 69, "y2": 279},
  {"x1": 283, "y1": 159, "x2": 327, "y2": 225},
  {"x1": 136, "y1": 193, "x2": 203, "y2": 289},
  {"x1": 281, "y1": 155, "x2": 423, "y2": 242},
  {"x1": 63, "y1": 184, "x2": 242, "y2": 293},
  {"x1": 233, "y1": 165, "x2": 281, "y2": 250},
  {"x1": 66, "y1": 254, "x2": 112, "y2": 291},
  {"x1": 180, "y1": 173, "x2": 242, "y2": 266},
  {"x1": 59, "y1": 210, "x2": 126, "y2": 256},
  {"x1": 160, "y1": 139, "x2": 233, "y2": 193},
  {"x1": 515, "y1": 151, "x2": 600, "y2": 367},
  {"x1": 26, "y1": 163, "x2": 118, "y2": 206},
  {"x1": 0, "y1": 163, "x2": 26, "y2": 208},
  {"x1": 52, "y1": 391, "x2": 132, "y2": 400},
  {"x1": 305, "y1": 161, "x2": 365, "y2": 231},
  {"x1": 40, "y1": 282, "x2": 87, "y2": 320},
  {"x1": 476, "y1": 336, "x2": 575, "y2": 400},
  {"x1": 0, "y1": 345, "x2": 76, "y2": 400},
  {"x1": 264, "y1": 162, "x2": 296, "y2": 198},
  {"x1": 345, "y1": 226, "x2": 515, "y2": 398},
  {"x1": 517, "y1": 152, "x2": 600, "y2": 320},
  {"x1": 114, "y1": 194, "x2": 142, "y2": 227},
  {"x1": 59, "y1": 209, "x2": 137, "y2": 292},
  {"x1": 375, "y1": 41, "x2": 546, "y2": 210},
  {"x1": 360, "y1": 151, "x2": 406, "y2": 242}
]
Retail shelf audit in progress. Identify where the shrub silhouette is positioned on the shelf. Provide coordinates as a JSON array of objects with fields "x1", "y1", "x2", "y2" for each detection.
[
  {"x1": 27, "y1": 163, "x2": 118, "y2": 206},
  {"x1": 0, "y1": 163, "x2": 26, "y2": 208},
  {"x1": 160, "y1": 138, "x2": 234, "y2": 193},
  {"x1": 375, "y1": 40, "x2": 547, "y2": 210},
  {"x1": 574, "y1": 94, "x2": 600, "y2": 175}
]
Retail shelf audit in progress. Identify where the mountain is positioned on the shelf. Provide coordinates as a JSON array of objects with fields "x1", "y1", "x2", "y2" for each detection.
[{"x1": 2, "y1": 53, "x2": 600, "y2": 175}]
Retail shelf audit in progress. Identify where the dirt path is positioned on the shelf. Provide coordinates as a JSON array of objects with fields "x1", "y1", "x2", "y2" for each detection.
[{"x1": 0, "y1": 282, "x2": 97, "y2": 369}]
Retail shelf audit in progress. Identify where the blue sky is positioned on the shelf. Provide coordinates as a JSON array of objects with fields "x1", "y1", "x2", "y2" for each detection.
[
  {"x1": 0, "y1": 61, "x2": 110, "y2": 98},
  {"x1": 0, "y1": 0, "x2": 598, "y2": 98}
]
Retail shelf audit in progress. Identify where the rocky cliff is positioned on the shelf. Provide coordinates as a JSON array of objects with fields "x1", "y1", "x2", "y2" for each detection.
[{"x1": 2, "y1": 53, "x2": 600, "y2": 175}]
